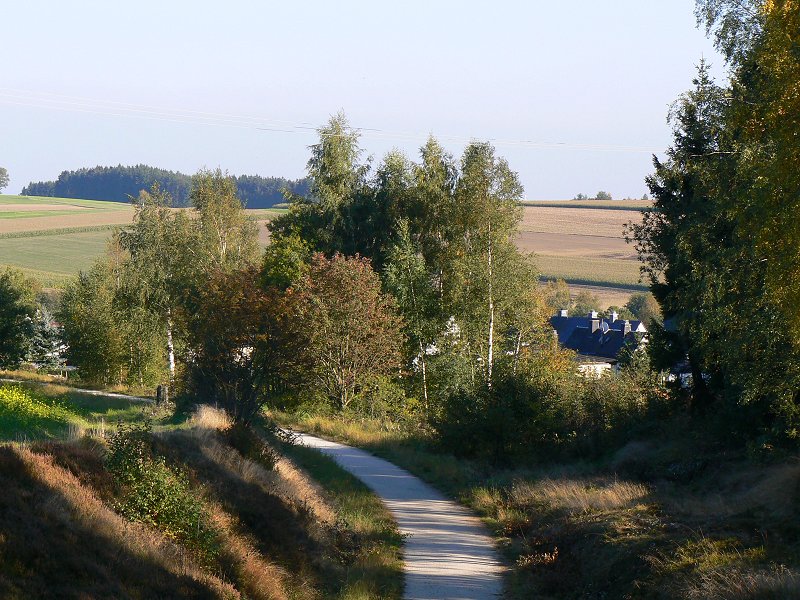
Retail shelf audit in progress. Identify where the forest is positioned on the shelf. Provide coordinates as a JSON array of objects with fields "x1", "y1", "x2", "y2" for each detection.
[{"x1": 22, "y1": 164, "x2": 310, "y2": 208}]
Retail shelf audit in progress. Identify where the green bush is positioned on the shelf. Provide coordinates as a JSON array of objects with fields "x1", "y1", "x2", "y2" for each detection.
[
  {"x1": 106, "y1": 421, "x2": 219, "y2": 561},
  {"x1": 434, "y1": 361, "x2": 670, "y2": 464}
]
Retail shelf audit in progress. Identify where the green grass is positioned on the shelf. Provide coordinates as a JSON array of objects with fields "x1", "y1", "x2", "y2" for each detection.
[
  {"x1": 522, "y1": 199, "x2": 653, "y2": 211},
  {"x1": 536, "y1": 254, "x2": 647, "y2": 289},
  {"x1": 0, "y1": 224, "x2": 121, "y2": 239},
  {"x1": 0, "y1": 194, "x2": 130, "y2": 209},
  {"x1": 0, "y1": 211, "x2": 84, "y2": 219},
  {"x1": 0, "y1": 229, "x2": 111, "y2": 275},
  {"x1": 0, "y1": 381, "x2": 154, "y2": 441}
]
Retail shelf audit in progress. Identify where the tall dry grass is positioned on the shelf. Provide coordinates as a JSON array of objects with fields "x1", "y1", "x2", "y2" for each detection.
[{"x1": 509, "y1": 477, "x2": 650, "y2": 513}]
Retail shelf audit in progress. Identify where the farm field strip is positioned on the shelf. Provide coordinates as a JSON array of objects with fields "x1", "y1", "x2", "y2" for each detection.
[
  {"x1": 536, "y1": 254, "x2": 646, "y2": 289},
  {"x1": 0, "y1": 194, "x2": 130, "y2": 209},
  {"x1": 0, "y1": 230, "x2": 110, "y2": 275},
  {"x1": 522, "y1": 199, "x2": 653, "y2": 210}
]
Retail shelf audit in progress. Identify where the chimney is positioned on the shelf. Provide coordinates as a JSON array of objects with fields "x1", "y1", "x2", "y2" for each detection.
[
  {"x1": 559, "y1": 309, "x2": 568, "y2": 318},
  {"x1": 589, "y1": 310, "x2": 598, "y2": 319},
  {"x1": 611, "y1": 310, "x2": 619, "y2": 322},
  {"x1": 622, "y1": 320, "x2": 631, "y2": 335}
]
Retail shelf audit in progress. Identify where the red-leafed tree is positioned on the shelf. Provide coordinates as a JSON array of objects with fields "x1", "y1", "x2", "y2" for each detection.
[
  {"x1": 294, "y1": 253, "x2": 404, "y2": 411},
  {"x1": 185, "y1": 266, "x2": 307, "y2": 424}
]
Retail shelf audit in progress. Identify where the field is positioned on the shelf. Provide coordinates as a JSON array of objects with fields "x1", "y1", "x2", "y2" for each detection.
[
  {"x1": 519, "y1": 203, "x2": 647, "y2": 293},
  {"x1": 0, "y1": 195, "x2": 285, "y2": 287},
  {"x1": 0, "y1": 194, "x2": 646, "y2": 305}
]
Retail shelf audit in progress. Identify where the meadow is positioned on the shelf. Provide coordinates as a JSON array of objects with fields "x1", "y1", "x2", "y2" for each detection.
[{"x1": 0, "y1": 193, "x2": 645, "y2": 303}]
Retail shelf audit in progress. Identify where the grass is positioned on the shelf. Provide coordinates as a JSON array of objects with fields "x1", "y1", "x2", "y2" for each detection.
[
  {"x1": 0, "y1": 194, "x2": 130, "y2": 208},
  {"x1": 0, "y1": 381, "x2": 157, "y2": 441},
  {"x1": 0, "y1": 195, "x2": 286, "y2": 287},
  {"x1": 522, "y1": 199, "x2": 654, "y2": 211},
  {"x1": 275, "y1": 411, "x2": 800, "y2": 599},
  {"x1": 536, "y1": 254, "x2": 647, "y2": 289},
  {"x1": 0, "y1": 383, "x2": 404, "y2": 599},
  {"x1": 0, "y1": 229, "x2": 112, "y2": 275}
]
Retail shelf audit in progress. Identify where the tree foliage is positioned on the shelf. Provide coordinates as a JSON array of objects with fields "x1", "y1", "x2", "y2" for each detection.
[
  {"x1": 293, "y1": 253, "x2": 404, "y2": 411},
  {"x1": 22, "y1": 164, "x2": 309, "y2": 208},
  {"x1": 0, "y1": 270, "x2": 35, "y2": 370},
  {"x1": 629, "y1": 2, "x2": 800, "y2": 442}
]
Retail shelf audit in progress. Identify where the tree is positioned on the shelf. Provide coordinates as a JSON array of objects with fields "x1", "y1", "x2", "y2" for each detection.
[
  {"x1": 450, "y1": 142, "x2": 524, "y2": 387},
  {"x1": 571, "y1": 290, "x2": 600, "y2": 316},
  {"x1": 0, "y1": 270, "x2": 35, "y2": 370},
  {"x1": 543, "y1": 279, "x2": 571, "y2": 313},
  {"x1": 118, "y1": 185, "x2": 195, "y2": 383},
  {"x1": 595, "y1": 191, "x2": 613, "y2": 201},
  {"x1": 625, "y1": 292, "x2": 661, "y2": 328},
  {"x1": 384, "y1": 220, "x2": 440, "y2": 410},
  {"x1": 185, "y1": 266, "x2": 306, "y2": 424},
  {"x1": 294, "y1": 253, "x2": 404, "y2": 411},
  {"x1": 269, "y1": 112, "x2": 369, "y2": 257},
  {"x1": 190, "y1": 169, "x2": 259, "y2": 270},
  {"x1": 25, "y1": 307, "x2": 65, "y2": 371},
  {"x1": 0, "y1": 168, "x2": 9, "y2": 193},
  {"x1": 574, "y1": 193, "x2": 589, "y2": 200},
  {"x1": 60, "y1": 260, "x2": 131, "y2": 385}
]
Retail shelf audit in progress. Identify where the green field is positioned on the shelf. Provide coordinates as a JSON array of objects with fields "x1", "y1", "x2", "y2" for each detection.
[
  {"x1": 0, "y1": 195, "x2": 287, "y2": 287},
  {"x1": 0, "y1": 194, "x2": 130, "y2": 210},
  {"x1": 522, "y1": 199, "x2": 653, "y2": 211},
  {"x1": 0, "y1": 229, "x2": 112, "y2": 275},
  {"x1": 535, "y1": 254, "x2": 647, "y2": 289}
]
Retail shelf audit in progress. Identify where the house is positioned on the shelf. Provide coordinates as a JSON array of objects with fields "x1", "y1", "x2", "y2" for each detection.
[{"x1": 549, "y1": 309, "x2": 647, "y2": 376}]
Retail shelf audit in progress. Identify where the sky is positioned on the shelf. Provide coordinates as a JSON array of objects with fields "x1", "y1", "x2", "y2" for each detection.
[{"x1": 1, "y1": 0, "x2": 725, "y2": 199}]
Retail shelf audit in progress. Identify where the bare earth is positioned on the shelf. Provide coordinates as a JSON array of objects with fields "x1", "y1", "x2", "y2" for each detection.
[{"x1": 296, "y1": 433, "x2": 504, "y2": 600}]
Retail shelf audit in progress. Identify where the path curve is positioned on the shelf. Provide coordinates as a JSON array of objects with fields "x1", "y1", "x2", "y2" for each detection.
[{"x1": 296, "y1": 433, "x2": 504, "y2": 600}]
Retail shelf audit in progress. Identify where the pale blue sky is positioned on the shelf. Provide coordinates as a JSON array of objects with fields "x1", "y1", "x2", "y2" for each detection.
[{"x1": 2, "y1": 1, "x2": 723, "y2": 199}]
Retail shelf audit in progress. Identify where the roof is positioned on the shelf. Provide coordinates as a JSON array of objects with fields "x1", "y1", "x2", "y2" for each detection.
[{"x1": 550, "y1": 313, "x2": 647, "y2": 361}]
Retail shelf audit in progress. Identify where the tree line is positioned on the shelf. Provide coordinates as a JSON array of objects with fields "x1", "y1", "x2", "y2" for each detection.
[
  {"x1": 628, "y1": 0, "x2": 800, "y2": 443},
  {"x1": 22, "y1": 164, "x2": 310, "y2": 208}
]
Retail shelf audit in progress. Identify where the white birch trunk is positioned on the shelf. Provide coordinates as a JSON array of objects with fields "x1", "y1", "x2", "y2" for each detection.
[{"x1": 166, "y1": 308, "x2": 175, "y2": 383}]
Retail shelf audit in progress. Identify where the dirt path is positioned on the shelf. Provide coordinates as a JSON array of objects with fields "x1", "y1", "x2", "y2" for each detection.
[{"x1": 296, "y1": 433, "x2": 504, "y2": 600}]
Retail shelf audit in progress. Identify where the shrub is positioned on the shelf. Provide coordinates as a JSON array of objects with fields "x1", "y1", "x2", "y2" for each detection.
[{"x1": 106, "y1": 421, "x2": 219, "y2": 562}]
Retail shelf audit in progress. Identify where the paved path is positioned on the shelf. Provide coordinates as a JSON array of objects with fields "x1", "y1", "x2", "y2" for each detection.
[
  {"x1": 296, "y1": 433, "x2": 505, "y2": 600},
  {"x1": 0, "y1": 378, "x2": 152, "y2": 403}
]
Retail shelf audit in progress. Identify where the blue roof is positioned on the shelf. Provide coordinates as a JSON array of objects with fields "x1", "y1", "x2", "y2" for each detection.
[{"x1": 550, "y1": 314, "x2": 646, "y2": 361}]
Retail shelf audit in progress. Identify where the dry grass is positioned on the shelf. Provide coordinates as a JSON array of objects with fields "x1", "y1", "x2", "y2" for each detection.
[
  {"x1": 208, "y1": 502, "x2": 289, "y2": 600},
  {"x1": 192, "y1": 405, "x2": 234, "y2": 431},
  {"x1": 509, "y1": 477, "x2": 650, "y2": 513},
  {"x1": 685, "y1": 565, "x2": 799, "y2": 599},
  {"x1": 4, "y1": 444, "x2": 237, "y2": 598},
  {"x1": 519, "y1": 205, "x2": 642, "y2": 238}
]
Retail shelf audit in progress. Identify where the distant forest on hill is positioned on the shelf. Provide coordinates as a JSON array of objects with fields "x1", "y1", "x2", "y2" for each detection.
[{"x1": 22, "y1": 165, "x2": 310, "y2": 208}]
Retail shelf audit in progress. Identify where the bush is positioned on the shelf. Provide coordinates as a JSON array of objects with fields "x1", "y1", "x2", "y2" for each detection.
[
  {"x1": 106, "y1": 421, "x2": 219, "y2": 562},
  {"x1": 434, "y1": 361, "x2": 670, "y2": 464}
]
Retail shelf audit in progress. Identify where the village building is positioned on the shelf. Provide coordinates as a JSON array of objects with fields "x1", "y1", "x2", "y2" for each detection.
[{"x1": 550, "y1": 309, "x2": 647, "y2": 376}]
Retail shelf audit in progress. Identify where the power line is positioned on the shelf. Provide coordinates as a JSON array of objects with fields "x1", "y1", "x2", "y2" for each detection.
[{"x1": 0, "y1": 87, "x2": 665, "y2": 154}]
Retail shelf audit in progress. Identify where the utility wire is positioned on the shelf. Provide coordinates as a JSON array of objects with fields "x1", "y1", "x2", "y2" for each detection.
[{"x1": 0, "y1": 87, "x2": 665, "y2": 154}]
